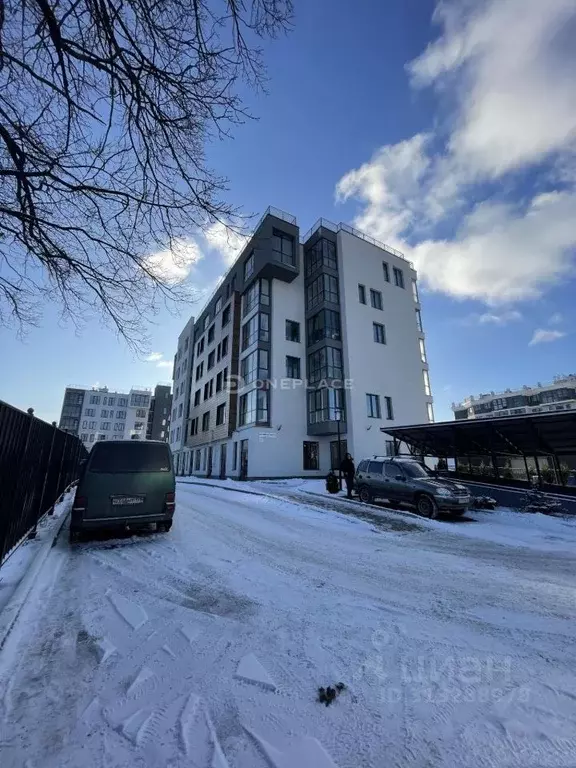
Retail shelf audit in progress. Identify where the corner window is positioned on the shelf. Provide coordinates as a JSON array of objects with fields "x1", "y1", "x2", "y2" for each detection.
[
  {"x1": 307, "y1": 309, "x2": 340, "y2": 346},
  {"x1": 238, "y1": 388, "x2": 269, "y2": 426},
  {"x1": 427, "y1": 402, "x2": 435, "y2": 423},
  {"x1": 419, "y1": 338, "x2": 427, "y2": 363},
  {"x1": 308, "y1": 346, "x2": 343, "y2": 384},
  {"x1": 286, "y1": 319, "x2": 300, "y2": 342},
  {"x1": 416, "y1": 309, "x2": 423, "y2": 333},
  {"x1": 244, "y1": 251, "x2": 255, "y2": 280},
  {"x1": 423, "y1": 369, "x2": 431, "y2": 396},
  {"x1": 382, "y1": 262, "x2": 390, "y2": 282},
  {"x1": 370, "y1": 289, "x2": 383, "y2": 310},
  {"x1": 202, "y1": 411, "x2": 210, "y2": 431},
  {"x1": 412, "y1": 279, "x2": 419, "y2": 303},
  {"x1": 272, "y1": 229, "x2": 295, "y2": 266},
  {"x1": 366, "y1": 393, "x2": 381, "y2": 419},
  {"x1": 373, "y1": 323, "x2": 386, "y2": 344},
  {"x1": 306, "y1": 273, "x2": 339, "y2": 310},
  {"x1": 216, "y1": 403, "x2": 226, "y2": 426},
  {"x1": 393, "y1": 267, "x2": 405, "y2": 288},
  {"x1": 358, "y1": 284, "x2": 366, "y2": 304},
  {"x1": 214, "y1": 296, "x2": 222, "y2": 315},
  {"x1": 303, "y1": 441, "x2": 319, "y2": 470},
  {"x1": 304, "y1": 238, "x2": 336, "y2": 276}
]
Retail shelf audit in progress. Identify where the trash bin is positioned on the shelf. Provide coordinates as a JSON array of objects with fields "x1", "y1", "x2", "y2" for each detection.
[{"x1": 326, "y1": 471, "x2": 339, "y2": 494}]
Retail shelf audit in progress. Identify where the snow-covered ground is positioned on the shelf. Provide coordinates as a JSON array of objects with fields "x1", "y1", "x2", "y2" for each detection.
[{"x1": 1, "y1": 480, "x2": 575, "y2": 767}]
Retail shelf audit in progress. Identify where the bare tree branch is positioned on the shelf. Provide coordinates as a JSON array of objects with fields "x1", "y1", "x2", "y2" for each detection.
[{"x1": 0, "y1": 0, "x2": 293, "y2": 347}]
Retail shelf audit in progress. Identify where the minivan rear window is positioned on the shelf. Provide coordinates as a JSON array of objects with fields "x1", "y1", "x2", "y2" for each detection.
[{"x1": 89, "y1": 443, "x2": 172, "y2": 473}]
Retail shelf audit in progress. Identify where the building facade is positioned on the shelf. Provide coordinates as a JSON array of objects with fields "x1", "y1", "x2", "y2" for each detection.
[
  {"x1": 453, "y1": 375, "x2": 576, "y2": 420},
  {"x1": 146, "y1": 384, "x2": 172, "y2": 441},
  {"x1": 173, "y1": 208, "x2": 433, "y2": 479},
  {"x1": 59, "y1": 386, "x2": 154, "y2": 449},
  {"x1": 170, "y1": 316, "x2": 195, "y2": 473}
]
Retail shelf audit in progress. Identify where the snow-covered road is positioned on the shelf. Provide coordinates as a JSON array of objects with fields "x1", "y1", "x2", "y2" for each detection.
[{"x1": 1, "y1": 481, "x2": 576, "y2": 767}]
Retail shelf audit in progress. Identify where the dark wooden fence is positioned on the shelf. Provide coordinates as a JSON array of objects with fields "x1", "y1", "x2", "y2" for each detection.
[{"x1": 0, "y1": 401, "x2": 87, "y2": 566}]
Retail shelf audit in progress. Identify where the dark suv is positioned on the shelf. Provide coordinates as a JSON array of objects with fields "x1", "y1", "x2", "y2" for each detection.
[{"x1": 355, "y1": 457, "x2": 470, "y2": 518}]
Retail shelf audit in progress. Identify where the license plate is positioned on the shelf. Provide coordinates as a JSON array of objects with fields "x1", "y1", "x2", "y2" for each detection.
[
  {"x1": 459, "y1": 497, "x2": 470, "y2": 504},
  {"x1": 111, "y1": 495, "x2": 145, "y2": 506}
]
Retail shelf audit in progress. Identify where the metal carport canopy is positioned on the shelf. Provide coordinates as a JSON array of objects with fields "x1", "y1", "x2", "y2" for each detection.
[{"x1": 383, "y1": 411, "x2": 576, "y2": 458}]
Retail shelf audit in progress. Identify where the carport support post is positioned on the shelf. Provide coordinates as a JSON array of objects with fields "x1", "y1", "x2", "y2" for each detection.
[
  {"x1": 534, "y1": 454, "x2": 542, "y2": 488},
  {"x1": 490, "y1": 453, "x2": 500, "y2": 480},
  {"x1": 522, "y1": 454, "x2": 531, "y2": 484},
  {"x1": 552, "y1": 454, "x2": 565, "y2": 486}
]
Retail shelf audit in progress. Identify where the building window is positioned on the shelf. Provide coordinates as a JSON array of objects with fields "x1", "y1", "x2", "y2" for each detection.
[
  {"x1": 243, "y1": 278, "x2": 270, "y2": 317},
  {"x1": 82, "y1": 420, "x2": 88, "y2": 428},
  {"x1": 216, "y1": 403, "x2": 226, "y2": 426},
  {"x1": 241, "y1": 314, "x2": 258, "y2": 351},
  {"x1": 134, "y1": 422, "x2": 144, "y2": 430},
  {"x1": 178, "y1": 403, "x2": 183, "y2": 418},
  {"x1": 307, "y1": 387, "x2": 345, "y2": 423},
  {"x1": 385, "y1": 396, "x2": 394, "y2": 420},
  {"x1": 232, "y1": 442, "x2": 238, "y2": 470},
  {"x1": 306, "y1": 273, "x2": 339, "y2": 310},
  {"x1": 221, "y1": 336, "x2": 229, "y2": 358},
  {"x1": 202, "y1": 411, "x2": 210, "y2": 431},
  {"x1": 130, "y1": 393, "x2": 150, "y2": 408},
  {"x1": 99, "y1": 409, "x2": 108, "y2": 419},
  {"x1": 88, "y1": 421, "x2": 97, "y2": 430},
  {"x1": 136, "y1": 409, "x2": 147, "y2": 418},
  {"x1": 85, "y1": 408, "x2": 95, "y2": 417},
  {"x1": 208, "y1": 350, "x2": 215, "y2": 370},
  {"x1": 203, "y1": 314, "x2": 210, "y2": 331},
  {"x1": 114, "y1": 422, "x2": 125, "y2": 431},
  {"x1": 215, "y1": 297, "x2": 222, "y2": 315},
  {"x1": 373, "y1": 323, "x2": 386, "y2": 344},
  {"x1": 308, "y1": 346, "x2": 343, "y2": 383},
  {"x1": 241, "y1": 349, "x2": 269, "y2": 385},
  {"x1": 260, "y1": 312, "x2": 269, "y2": 342},
  {"x1": 427, "y1": 402, "x2": 435, "y2": 422},
  {"x1": 203, "y1": 381, "x2": 210, "y2": 401},
  {"x1": 423, "y1": 369, "x2": 431, "y2": 396},
  {"x1": 366, "y1": 393, "x2": 381, "y2": 419},
  {"x1": 272, "y1": 229, "x2": 295, "y2": 266},
  {"x1": 89, "y1": 395, "x2": 101, "y2": 405},
  {"x1": 195, "y1": 362, "x2": 204, "y2": 381},
  {"x1": 108, "y1": 398, "x2": 115, "y2": 406},
  {"x1": 305, "y1": 238, "x2": 337, "y2": 277},
  {"x1": 244, "y1": 250, "x2": 255, "y2": 280},
  {"x1": 222, "y1": 304, "x2": 231, "y2": 327},
  {"x1": 197, "y1": 337, "x2": 205, "y2": 356},
  {"x1": 286, "y1": 356, "x2": 301, "y2": 379},
  {"x1": 195, "y1": 450, "x2": 201, "y2": 471},
  {"x1": 238, "y1": 388, "x2": 269, "y2": 426},
  {"x1": 286, "y1": 319, "x2": 300, "y2": 342},
  {"x1": 307, "y1": 309, "x2": 340, "y2": 345},
  {"x1": 98, "y1": 434, "x2": 106, "y2": 441},
  {"x1": 194, "y1": 389, "x2": 201, "y2": 407},
  {"x1": 358, "y1": 284, "x2": 366, "y2": 304},
  {"x1": 393, "y1": 267, "x2": 405, "y2": 288},
  {"x1": 89, "y1": 434, "x2": 95, "y2": 442},
  {"x1": 81, "y1": 433, "x2": 88, "y2": 442},
  {"x1": 370, "y1": 289, "x2": 383, "y2": 310},
  {"x1": 208, "y1": 324, "x2": 215, "y2": 344},
  {"x1": 190, "y1": 417, "x2": 198, "y2": 436},
  {"x1": 101, "y1": 422, "x2": 111, "y2": 430},
  {"x1": 412, "y1": 279, "x2": 419, "y2": 303},
  {"x1": 382, "y1": 262, "x2": 390, "y2": 282},
  {"x1": 303, "y1": 441, "x2": 319, "y2": 471},
  {"x1": 416, "y1": 309, "x2": 423, "y2": 333},
  {"x1": 216, "y1": 371, "x2": 223, "y2": 392},
  {"x1": 419, "y1": 338, "x2": 427, "y2": 363},
  {"x1": 118, "y1": 397, "x2": 128, "y2": 407}
]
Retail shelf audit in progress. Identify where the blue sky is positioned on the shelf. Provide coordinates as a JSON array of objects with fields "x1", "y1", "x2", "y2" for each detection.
[{"x1": 2, "y1": 0, "x2": 575, "y2": 423}]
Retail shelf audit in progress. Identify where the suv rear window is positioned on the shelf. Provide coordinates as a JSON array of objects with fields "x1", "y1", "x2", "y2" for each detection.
[
  {"x1": 357, "y1": 460, "x2": 369, "y2": 473},
  {"x1": 89, "y1": 443, "x2": 172, "y2": 473},
  {"x1": 367, "y1": 460, "x2": 384, "y2": 474}
]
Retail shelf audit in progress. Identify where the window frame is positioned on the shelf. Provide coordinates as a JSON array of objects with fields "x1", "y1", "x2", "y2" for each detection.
[
  {"x1": 285, "y1": 319, "x2": 300, "y2": 343},
  {"x1": 272, "y1": 229, "x2": 296, "y2": 267},
  {"x1": 366, "y1": 393, "x2": 381, "y2": 419},
  {"x1": 286, "y1": 355, "x2": 301, "y2": 379},
  {"x1": 370, "y1": 288, "x2": 383, "y2": 310},
  {"x1": 303, "y1": 441, "x2": 320, "y2": 471},
  {"x1": 373, "y1": 322, "x2": 386, "y2": 344}
]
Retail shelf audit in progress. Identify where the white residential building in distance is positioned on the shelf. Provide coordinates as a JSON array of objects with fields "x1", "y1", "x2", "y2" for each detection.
[
  {"x1": 170, "y1": 315, "x2": 195, "y2": 474},
  {"x1": 173, "y1": 207, "x2": 433, "y2": 479},
  {"x1": 59, "y1": 385, "x2": 154, "y2": 449},
  {"x1": 453, "y1": 374, "x2": 576, "y2": 420}
]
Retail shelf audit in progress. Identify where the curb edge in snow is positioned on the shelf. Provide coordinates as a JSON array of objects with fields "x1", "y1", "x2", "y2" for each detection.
[{"x1": 0, "y1": 501, "x2": 71, "y2": 654}]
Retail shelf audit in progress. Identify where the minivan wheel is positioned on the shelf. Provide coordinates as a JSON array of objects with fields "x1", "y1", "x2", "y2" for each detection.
[
  {"x1": 158, "y1": 521, "x2": 173, "y2": 533},
  {"x1": 417, "y1": 494, "x2": 438, "y2": 519},
  {"x1": 359, "y1": 486, "x2": 373, "y2": 504}
]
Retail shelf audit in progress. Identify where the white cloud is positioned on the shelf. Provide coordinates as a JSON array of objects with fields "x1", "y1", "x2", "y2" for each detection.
[
  {"x1": 143, "y1": 238, "x2": 204, "y2": 284},
  {"x1": 477, "y1": 310, "x2": 522, "y2": 325},
  {"x1": 204, "y1": 221, "x2": 248, "y2": 266},
  {"x1": 156, "y1": 360, "x2": 173, "y2": 369},
  {"x1": 336, "y1": 0, "x2": 576, "y2": 305},
  {"x1": 549, "y1": 312, "x2": 563, "y2": 325},
  {"x1": 410, "y1": 0, "x2": 576, "y2": 179},
  {"x1": 529, "y1": 328, "x2": 567, "y2": 345},
  {"x1": 145, "y1": 352, "x2": 163, "y2": 362}
]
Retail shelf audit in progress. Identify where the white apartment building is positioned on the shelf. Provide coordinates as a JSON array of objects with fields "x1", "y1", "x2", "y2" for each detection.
[
  {"x1": 453, "y1": 375, "x2": 576, "y2": 420},
  {"x1": 59, "y1": 385, "x2": 154, "y2": 449},
  {"x1": 173, "y1": 208, "x2": 433, "y2": 479},
  {"x1": 170, "y1": 316, "x2": 195, "y2": 474}
]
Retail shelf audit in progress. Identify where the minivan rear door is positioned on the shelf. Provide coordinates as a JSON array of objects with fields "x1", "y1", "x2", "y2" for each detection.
[{"x1": 82, "y1": 442, "x2": 174, "y2": 521}]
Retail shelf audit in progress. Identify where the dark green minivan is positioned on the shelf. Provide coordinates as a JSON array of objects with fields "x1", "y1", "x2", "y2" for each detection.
[{"x1": 70, "y1": 440, "x2": 176, "y2": 541}]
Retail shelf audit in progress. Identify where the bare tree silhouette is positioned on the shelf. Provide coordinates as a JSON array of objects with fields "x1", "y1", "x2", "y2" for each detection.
[{"x1": 0, "y1": 0, "x2": 292, "y2": 344}]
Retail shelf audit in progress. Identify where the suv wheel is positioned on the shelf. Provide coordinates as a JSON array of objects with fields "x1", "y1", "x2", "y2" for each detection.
[
  {"x1": 416, "y1": 494, "x2": 438, "y2": 519},
  {"x1": 359, "y1": 486, "x2": 373, "y2": 504}
]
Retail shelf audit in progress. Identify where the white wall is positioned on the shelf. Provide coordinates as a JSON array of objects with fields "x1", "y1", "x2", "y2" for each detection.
[{"x1": 338, "y1": 230, "x2": 432, "y2": 463}]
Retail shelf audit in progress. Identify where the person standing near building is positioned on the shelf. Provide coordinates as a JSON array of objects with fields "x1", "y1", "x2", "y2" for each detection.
[{"x1": 340, "y1": 453, "x2": 356, "y2": 499}]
